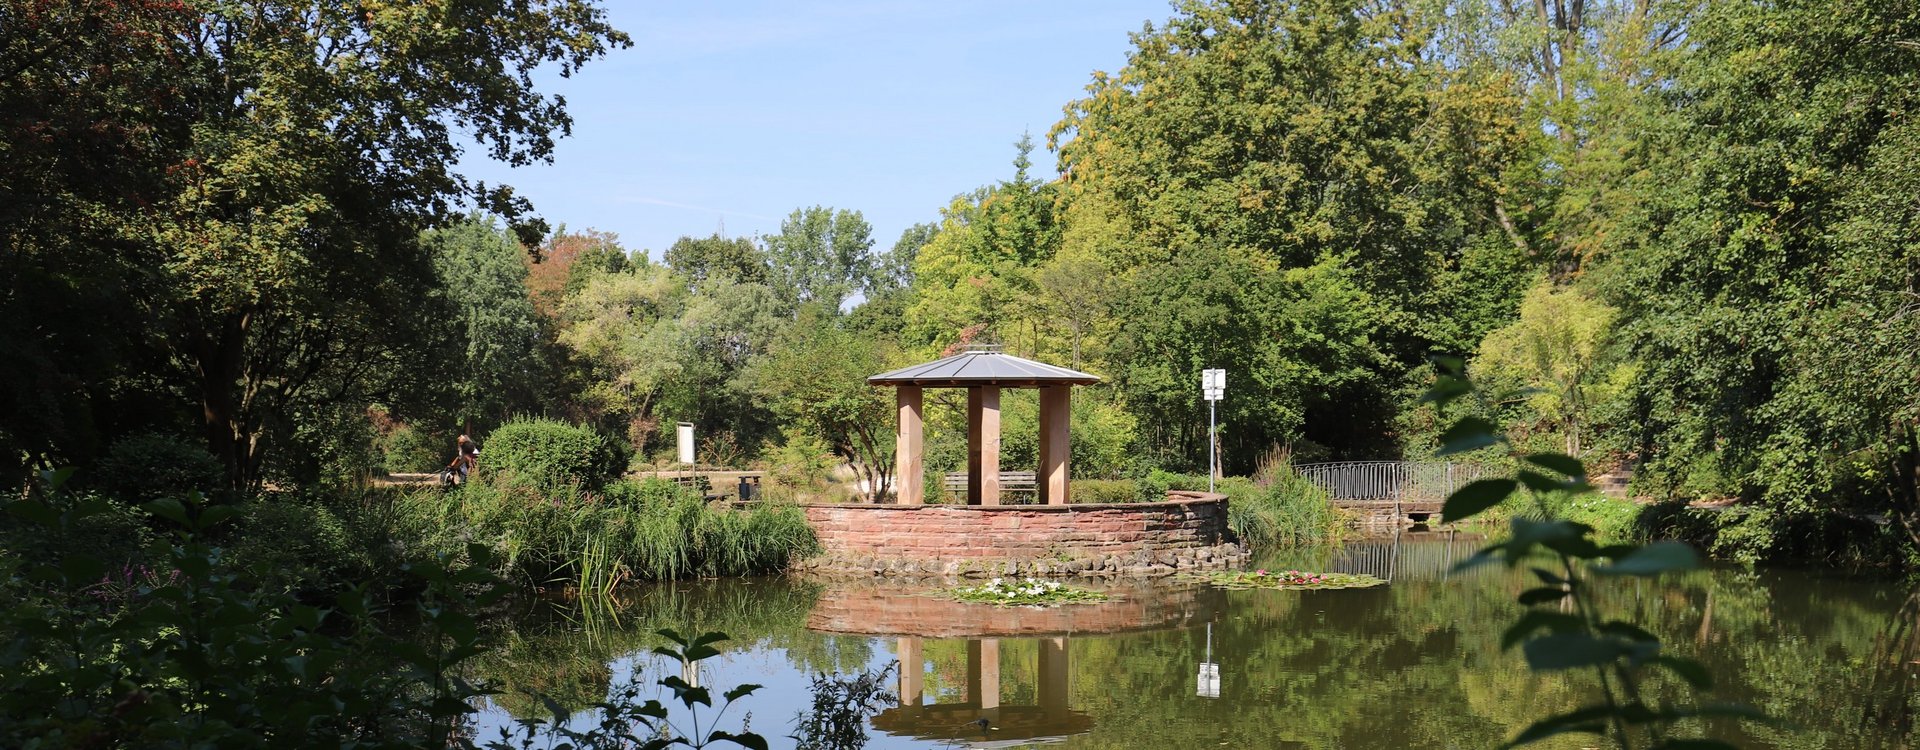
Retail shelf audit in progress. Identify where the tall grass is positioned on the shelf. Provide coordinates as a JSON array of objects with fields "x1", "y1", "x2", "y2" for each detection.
[
  {"x1": 1138, "y1": 469, "x2": 1345, "y2": 548},
  {"x1": 391, "y1": 476, "x2": 817, "y2": 589}
]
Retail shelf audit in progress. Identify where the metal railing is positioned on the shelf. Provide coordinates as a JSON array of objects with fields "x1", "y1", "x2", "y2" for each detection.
[{"x1": 1294, "y1": 461, "x2": 1492, "y2": 504}]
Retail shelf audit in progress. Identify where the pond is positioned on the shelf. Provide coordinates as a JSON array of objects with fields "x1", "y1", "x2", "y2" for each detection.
[{"x1": 467, "y1": 533, "x2": 1919, "y2": 748}]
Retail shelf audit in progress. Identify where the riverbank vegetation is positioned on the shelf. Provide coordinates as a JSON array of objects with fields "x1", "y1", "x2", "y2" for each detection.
[{"x1": 12, "y1": 0, "x2": 1917, "y2": 571}]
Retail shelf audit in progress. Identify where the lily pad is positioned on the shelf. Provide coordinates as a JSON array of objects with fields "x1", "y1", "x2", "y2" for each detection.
[
  {"x1": 1178, "y1": 569, "x2": 1386, "y2": 591},
  {"x1": 941, "y1": 577, "x2": 1111, "y2": 607}
]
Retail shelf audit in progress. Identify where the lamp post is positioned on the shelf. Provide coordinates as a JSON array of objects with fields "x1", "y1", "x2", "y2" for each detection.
[{"x1": 1202, "y1": 369, "x2": 1225, "y2": 494}]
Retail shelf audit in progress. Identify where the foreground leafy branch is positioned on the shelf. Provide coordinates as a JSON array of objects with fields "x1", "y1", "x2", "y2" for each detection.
[{"x1": 1428, "y1": 359, "x2": 1766, "y2": 749}]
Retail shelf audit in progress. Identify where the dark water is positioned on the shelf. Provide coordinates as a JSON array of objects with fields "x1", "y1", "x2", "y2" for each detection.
[{"x1": 469, "y1": 534, "x2": 1920, "y2": 749}]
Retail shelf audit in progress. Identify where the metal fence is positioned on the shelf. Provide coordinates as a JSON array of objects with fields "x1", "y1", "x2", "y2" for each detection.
[{"x1": 1294, "y1": 461, "x2": 1492, "y2": 503}]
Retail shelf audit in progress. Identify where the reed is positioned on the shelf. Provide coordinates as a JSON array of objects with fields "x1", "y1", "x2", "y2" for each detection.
[{"x1": 393, "y1": 477, "x2": 818, "y2": 588}]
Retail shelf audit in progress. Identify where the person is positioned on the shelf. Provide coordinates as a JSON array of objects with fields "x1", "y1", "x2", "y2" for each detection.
[{"x1": 447, "y1": 434, "x2": 480, "y2": 484}]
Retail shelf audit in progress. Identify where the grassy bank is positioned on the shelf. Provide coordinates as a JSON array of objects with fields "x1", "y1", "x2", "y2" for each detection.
[{"x1": 1070, "y1": 469, "x2": 1346, "y2": 548}]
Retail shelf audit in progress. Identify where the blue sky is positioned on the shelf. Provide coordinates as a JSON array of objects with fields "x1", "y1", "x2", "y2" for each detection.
[{"x1": 457, "y1": 0, "x2": 1176, "y2": 258}]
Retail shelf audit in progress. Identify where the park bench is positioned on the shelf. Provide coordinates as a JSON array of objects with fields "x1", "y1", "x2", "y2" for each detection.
[{"x1": 941, "y1": 470, "x2": 1038, "y2": 502}]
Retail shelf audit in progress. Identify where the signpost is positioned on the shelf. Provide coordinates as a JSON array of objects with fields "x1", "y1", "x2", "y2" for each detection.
[
  {"x1": 1202, "y1": 368, "x2": 1225, "y2": 494},
  {"x1": 1196, "y1": 621, "x2": 1220, "y2": 699},
  {"x1": 676, "y1": 422, "x2": 696, "y2": 466}
]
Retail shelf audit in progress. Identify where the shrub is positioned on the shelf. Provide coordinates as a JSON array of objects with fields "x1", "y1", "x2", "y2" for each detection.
[
  {"x1": 1131, "y1": 469, "x2": 1343, "y2": 547},
  {"x1": 381, "y1": 424, "x2": 444, "y2": 474},
  {"x1": 0, "y1": 483, "x2": 154, "y2": 572},
  {"x1": 483, "y1": 418, "x2": 625, "y2": 491},
  {"x1": 767, "y1": 427, "x2": 837, "y2": 491},
  {"x1": 1073, "y1": 478, "x2": 1138, "y2": 504},
  {"x1": 89, "y1": 433, "x2": 224, "y2": 501},
  {"x1": 393, "y1": 477, "x2": 819, "y2": 586},
  {"x1": 222, "y1": 495, "x2": 376, "y2": 595}
]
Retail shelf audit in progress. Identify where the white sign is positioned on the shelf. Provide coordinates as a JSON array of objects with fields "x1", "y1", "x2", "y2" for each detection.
[
  {"x1": 1202, "y1": 368, "x2": 1225, "y2": 402},
  {"x1": 1197, "y1": 662, "x2": 1220, "y2": 698},
  {"x1": 676, "y1": 422, "x2": 696, "y2": 465}
]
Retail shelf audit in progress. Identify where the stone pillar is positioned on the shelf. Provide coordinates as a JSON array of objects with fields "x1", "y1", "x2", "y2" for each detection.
[
  {"x1": 1038, "y1": 637, "x2": 1069, "y2": 711},
  {"x1": 896, "y1": 386, "x2": 923, "y2": 505},
  {"x1": 967, "y1": 386, "x2": 1001, "y2": 505},
  {"x1": 898, "y1": 637, "x2": 923, "y2": 705},
  {"x1": 1039, "y1": 385, "x2": 1071, "y2": 505},
  {"x1": 967, "y1": 639, "x2": 1000, "y2": 709}
]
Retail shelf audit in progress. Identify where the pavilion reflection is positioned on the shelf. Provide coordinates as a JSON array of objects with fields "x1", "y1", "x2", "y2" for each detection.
[{"x1": 871, "y1": 635, "x2": 1092, "y2": 747}]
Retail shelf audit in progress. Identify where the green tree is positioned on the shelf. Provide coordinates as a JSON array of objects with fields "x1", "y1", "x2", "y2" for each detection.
[
  {"x1": 664, "y1": 233, "x2": 769, "y2": 286},
  {"x1": 743, "y1": 307, "x2": 899, "y2": 502},
  {"x1": 557, "y1": 264, "x2": 689, "y2": 448},
  {"x1": 1606, "y1": 0, "x2": 1920, "y2": 531},
  {"x1": 1048, "y1": 0, "x2": 1526, "y2": 467},
  {"x1": 1, "y1": 0, "x2": 628, "y2": 489},
  {"x1": 1474, "y1": 280, "x2": 1626, "y2": 457},
  {"x1": 764, "y1": 206, "x2": 876, "y2": 313},
  {"x1": 423, "y1": 216, "x2": 544, "y2": 427}
]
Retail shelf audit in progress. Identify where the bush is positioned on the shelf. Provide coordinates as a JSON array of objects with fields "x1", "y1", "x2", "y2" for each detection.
[
  {"x1": 89, "y1": 433, "x2": 224, "y2": 501},
  {"x1": 392, "y1": 477, "x2": 818, "y2": 586},
  {"x1": 1131, "y1": 469, "x2": 1343, "y2": 547},
  {"x1": 483, "y1": 418, "x2": 626, "y2": 491},
  {"x1": 381, "y1": 424, "x2": 444, "y2": 474},
  {"x1": 0, "y1": 481, "x2": 154, "y2": 573},
  {"x1": 222, "y1": 495, "x2": 377, "y2": 595},
  {"x1": 1073, "y1": 478, "x2": 1139, "y2": 504}
]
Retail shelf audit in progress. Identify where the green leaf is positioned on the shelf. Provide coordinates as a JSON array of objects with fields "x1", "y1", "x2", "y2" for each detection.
[
  {"x1": 1517, "y1": 586, "x2": 1571, "y2": 605},
  {"x1": 709, "y1": 731, "x2": 769, "y2": 750},
  {"x1": 145, "y1": 497, "x2": 189, "y2": 526},
  {"x1": 723, "y1": 683, "x2": 760, "y2": 702},
  {"x1": 1521, "y1": 633, "x2": 1624, "y2": 671},
  {"x1": 5, "y1": 499, "x2": 59, "y2": 527},
  {"x1": 1504, "y1": 705, "x2": 1616, "y2": 748},
  {"x1": 1594, "y1": 541, "x2": 1701, "y2": 577},
  {"x1": 1652, "y1": 656, "x2": 1714, "y2": 690},
  {"x1": 1501, "y1": 611, "x2": 1585, "y2": 650},
  {"x1": 1516, "y1": 470, "x2": 1593, "y2": 497},
  {"x1": 1443, "y1": 479, "x2": 1517, "y2": 522},
  {"x1": 541, "y1": 694, "x2": 569, "y2": 721},
  {"x1": 41, "y1": 467, "x2": 78, "y2": 492},
  {"x1": 1597, "y1": 620, "x2": 1660, "y2": 643},
  {"x1": 1654, "y1": 740, "x2": 1739, "y2": 750},
  {"x1": 196, "y1": 504, "x2": 236, "y2": 530},
  {"x1": 1522, "y1": 453, "x2": 1585, "y2": 478},
  {"x1": 1436, "y1": 417, "x2": 1503, "y2": 456}
]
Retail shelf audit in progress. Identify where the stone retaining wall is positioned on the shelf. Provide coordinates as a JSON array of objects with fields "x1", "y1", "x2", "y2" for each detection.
[{"x1": 794, "y1": 491, "x2": 1243, "y2": 577}]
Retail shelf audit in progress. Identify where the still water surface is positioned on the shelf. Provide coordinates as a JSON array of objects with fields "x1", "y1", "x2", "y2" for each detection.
[{"x1": 470, "y1": 534, "x2": 1920, "y2": 748}]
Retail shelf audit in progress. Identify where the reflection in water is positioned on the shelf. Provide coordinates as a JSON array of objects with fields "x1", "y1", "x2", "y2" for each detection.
[
  {"x1": 462, "y1": 538, "x2": 1920, "y2": 749},
  {"x1": 874, "y1": 636, "x2": 1092, "y2": 747}
]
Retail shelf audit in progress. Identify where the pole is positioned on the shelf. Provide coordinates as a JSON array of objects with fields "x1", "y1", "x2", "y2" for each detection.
[{"x1": 1208, "y1": 399, "x2": 1217, "y2": 495}]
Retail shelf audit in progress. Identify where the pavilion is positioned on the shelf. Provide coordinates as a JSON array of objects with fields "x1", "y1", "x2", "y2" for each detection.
[{"x1": 868, "y1": 346, "x2": 1100, "y2": 505}]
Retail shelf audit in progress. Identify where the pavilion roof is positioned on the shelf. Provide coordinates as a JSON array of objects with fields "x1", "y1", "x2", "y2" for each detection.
[{"x1": 867, "y1": 347, "x2": 1101, "y2": 387}]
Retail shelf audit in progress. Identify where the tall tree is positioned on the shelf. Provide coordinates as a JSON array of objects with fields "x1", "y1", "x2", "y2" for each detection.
[
  {"x1": 664, "y1": 233, "x2": 769, "y2": 287},
  {"x1": 423, "y1": 216, "x2": 544, "y2": 428},
  {"x1": 2, "y1": 0, "x2": 628, "y2": 488},
  {"x1": 1610, "y1": 0, "x2": 1920, "y2": 528},
  {"x1": 1049, "y1": 0, "x2": 1520, "y2": 467},
  {"x1": 764, "y1": 206, "x2": 875, "y2": 313}
]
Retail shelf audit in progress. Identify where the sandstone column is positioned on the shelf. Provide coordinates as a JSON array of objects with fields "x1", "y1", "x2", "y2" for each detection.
[
  {"x1": 896, "y1": 386, "x2": 923, "y2": 505},
  {"x1": 898, "y1": 637, "x2": 923, "y2": 705},
  {"x1": 967, "y1": 386, "x2": 1001, "y2": 505},
  {"x1": 1039, "y1": 385, "x2": 1070, "y2": 504}
]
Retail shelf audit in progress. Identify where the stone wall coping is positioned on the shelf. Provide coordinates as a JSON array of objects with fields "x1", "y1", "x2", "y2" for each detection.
[{"x1": 780, "y1": 490, "x2": 1227, "y2": 512}]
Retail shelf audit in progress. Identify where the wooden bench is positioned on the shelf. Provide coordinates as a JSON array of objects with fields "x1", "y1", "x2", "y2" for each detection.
[{"x1": 942, "y1": 470, "x2": 1038, "y2": 502}]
